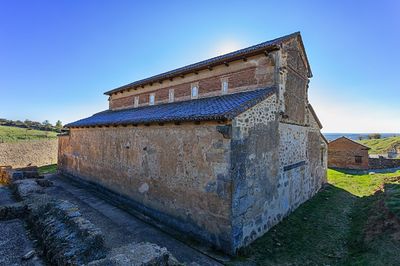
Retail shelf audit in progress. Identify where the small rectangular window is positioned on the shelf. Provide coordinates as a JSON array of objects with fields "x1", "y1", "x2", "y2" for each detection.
[
  {"x1": 169, "y1": 89, "x2": 174, "y2": 103},
  {"x1": 355, "y1": 156, "x2": 362, "y2": 164},
  {"x1": 192, "y1": 86, "x2": 199, "y2": 99},
  {"x1": 149, "y1": 93, "x2": 155, "y2": 105},
  {"x1": 222, "y1": 80, "x2": 228, "y2": 94},
  {"x1": 134, "y1": 96, "x2": 139, "y2": 107},
  {"x1": 191, "y1": 86, "x2": 198, "y2": 99}
]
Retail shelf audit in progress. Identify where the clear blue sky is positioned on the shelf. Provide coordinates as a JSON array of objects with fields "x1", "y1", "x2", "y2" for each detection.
[{"x1": 0, "y1": 0, "x2": 399, "y2": 133}]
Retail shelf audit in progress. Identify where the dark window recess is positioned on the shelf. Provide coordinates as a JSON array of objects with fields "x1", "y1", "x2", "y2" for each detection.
[
  {"x1": 284, "y1": 161, "x2": 306, "y2": 172},
  {"x1": 320, "y1": 149, "x2": 324, "y2": 165},
  {"x1": 355, "y1": 156, "x2": 362, "y2": 164}
]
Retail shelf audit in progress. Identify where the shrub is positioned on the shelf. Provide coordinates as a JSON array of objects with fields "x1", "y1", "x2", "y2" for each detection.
[{"x1": 368, "y1": 133, "x2": 381, "y2": 139}]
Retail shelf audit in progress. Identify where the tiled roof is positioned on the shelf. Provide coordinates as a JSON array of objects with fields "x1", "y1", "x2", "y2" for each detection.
[
  {"x1": 104, "y1": 32, "x2": 311, "y2": 95},
  {"x1": 66, "y1": 88, "x2": 276, "y2": 128},
  {"x1": 329, "y1": 137, "x2": 371, "y2": 150}
]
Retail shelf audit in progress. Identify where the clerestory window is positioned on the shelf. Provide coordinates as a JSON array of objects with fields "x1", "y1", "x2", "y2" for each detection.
[{"x1": 149, "y1": 93, "x2": 155, "y2": 105}]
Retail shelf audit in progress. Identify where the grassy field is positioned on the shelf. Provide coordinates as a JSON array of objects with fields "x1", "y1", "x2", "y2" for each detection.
[
  {"x1": 0, "y1": 125, "x2": 57, "y2": 142},
  {"x1": 358, "y1": 136, "x2": 400, "y2": 155},
  {"x1": 231, "y1": 169, "x2": 400, "y2": 265},
  {"x1": 38, "y1": 164, "x2": 57, "y2": 175}
]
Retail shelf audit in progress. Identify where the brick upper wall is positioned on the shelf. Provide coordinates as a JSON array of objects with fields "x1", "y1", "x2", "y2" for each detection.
[
  {"x1": 279, "y1": 37, "x2": 309, "y2": 126},
  {"x1": 109, "y1": 54, "x2": 276, "y2": 110}
]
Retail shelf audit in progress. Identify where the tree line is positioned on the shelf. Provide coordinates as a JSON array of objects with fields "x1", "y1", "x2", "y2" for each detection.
[
  {"x1": 0, "y1": 118, "x2": 63, "y2": 132},
  {"x1": 358, "y1": 133, "x2": 383, "y2": 140}
]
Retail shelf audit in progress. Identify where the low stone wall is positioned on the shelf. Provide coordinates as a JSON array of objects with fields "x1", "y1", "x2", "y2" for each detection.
[
  {"x1": 27, "y1": 195, "x2": 106, "y2": 265},
  {"x1": 0, "y1": 166, "x2": 42, "y2": 185},
  {"x1": 0, "y1": 202, "x2": 27, "y2": 220},
  {"x1": 6, "y1": 178, "x2": 107, "y2": 265},
  {"x1": 369, "y1": 157, "x2": 400, "y2": 169},
  {"x1": 0, "y1": 139, "x2": 57, "y2": 168},
  {"x1": 1, "y1": 173, "x2": 182, "y2": 265}
]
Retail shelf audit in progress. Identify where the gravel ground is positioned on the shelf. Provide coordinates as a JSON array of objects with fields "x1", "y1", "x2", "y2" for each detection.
[
  {"x1": 0, "y1": 220, "x2": 42, "y2": 266},
  {"x1": 0, "y1": 185, "x2": 43, "y2": 265}
]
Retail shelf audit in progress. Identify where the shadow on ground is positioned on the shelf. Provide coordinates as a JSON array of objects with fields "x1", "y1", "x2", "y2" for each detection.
[
  {"x1": 332, "y1": 167, "x2": 400, "y2": 176},
  {"x1": 230, "y1": 182, "x2": 400, "y2": 265}
]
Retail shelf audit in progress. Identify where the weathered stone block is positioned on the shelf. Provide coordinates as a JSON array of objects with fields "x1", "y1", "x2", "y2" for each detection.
[
  {"x1": 11, "y1": 171, "x2": 24, "y2": 181},
  {"x1": 13, "y1": 179, "x2": 44, "y2": 200},
  {"x1": 88, "y1": 242, "x2": 181, "y2": 266},
  {"x1": 0, "y1": 202, "x2": 27, "y2": 220},
  {"x1": 26, "y1": 195, "x2": 106, "y2": 265},
  {"x1": 35, "y1": 178, "x2": 53, "y2": 187}
]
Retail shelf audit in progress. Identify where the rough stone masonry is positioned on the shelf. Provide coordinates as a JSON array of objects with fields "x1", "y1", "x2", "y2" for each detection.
[{"x1": 58, "y1": 32, "x2": 328, "y2": 254}]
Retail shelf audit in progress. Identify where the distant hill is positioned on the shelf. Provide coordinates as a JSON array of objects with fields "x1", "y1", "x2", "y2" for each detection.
[
  {"x1": 0, "y1": 118, "x2": 62, "y2": 133},
  {"x1": 324, "y1": 133, "x2": 400, "y2": 141},
  {"x1": 0, "y1": 125, "x2": 58, "y2": 143},
  {"x1": 358, "y1": 136, "x2": 400, "y2": 155}
]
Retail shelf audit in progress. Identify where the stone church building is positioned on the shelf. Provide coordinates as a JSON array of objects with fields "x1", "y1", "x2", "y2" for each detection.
[{"x1": 59, "y1": 32, "x2": 327, "y2": 254}]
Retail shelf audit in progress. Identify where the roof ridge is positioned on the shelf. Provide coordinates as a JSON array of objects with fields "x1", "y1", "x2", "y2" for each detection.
[
  {"x1": 330, "y1": 136, "x2": 371, "y2": 150},
  {"x1": 104, "y1": 32, "x2": 301, "y2": 95}
]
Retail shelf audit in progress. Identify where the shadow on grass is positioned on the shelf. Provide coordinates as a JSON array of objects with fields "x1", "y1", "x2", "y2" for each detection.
[
  {"x1": 346, "y1": 183, "x2": 400, "y2": 265},
  {"x1": 331, "y1": 167, "x2": 400, "y2": 176},
  {"x1": 384, "y1": 183, "x2": 400, "y2": 220},
  {"x1": 231, "y1": 183, "x2": 400, "y2": 266}
]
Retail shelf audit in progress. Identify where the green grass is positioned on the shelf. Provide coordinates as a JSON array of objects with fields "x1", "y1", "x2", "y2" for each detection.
[
  {"x1": 358, "y1": 136, "x2": 400, "y2": 155},
  {"x1": 231, "y1": 169, "x2": 400, "y2": 265},
  {"x1": 0, "y1": 125, "x2": 57, "y2": 143},
  {"x1": 384, "y1": 183, "x2": 400, "y2": 219},
  {"x1": 38, "y1": 164, "x2": 57, "y2": 175},
  {"x1": 328, "y1": 168, "x2": 400, "y2": 196}
]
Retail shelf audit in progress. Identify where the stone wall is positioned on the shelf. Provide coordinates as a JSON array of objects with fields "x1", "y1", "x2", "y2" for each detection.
[
  {"x1": 369, "y1": 157, "x2": 400, "y2": 169},
  {"x1": 227, "y1": 35, "x2": 326, "y2": 251},
  {"x1": 229, "y1": 95, "x2": 326, "y2": 252},
  {"x1": 273, "y1": 123, "x2": 324, "y2": 232},
  {"x1": 307, "y1": 106, "x2": 328, "y2": 189},
  {"x1": 0, "y1": 139, "x2": 58, "y2": 168},
  {"x1": 58, "y1": 122, "x2": 232, "y2": 252},
  {"x1": 109, "y1": 54, "x2": 277, "y2": 110},
  {"x1": 231, "y1": 94, "x2": 279, "y2": 249}
]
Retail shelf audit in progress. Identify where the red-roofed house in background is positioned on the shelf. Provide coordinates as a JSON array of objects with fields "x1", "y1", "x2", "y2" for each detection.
[{"x1": 328, "y1": 137, "x2": 370, "y2": 170}]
